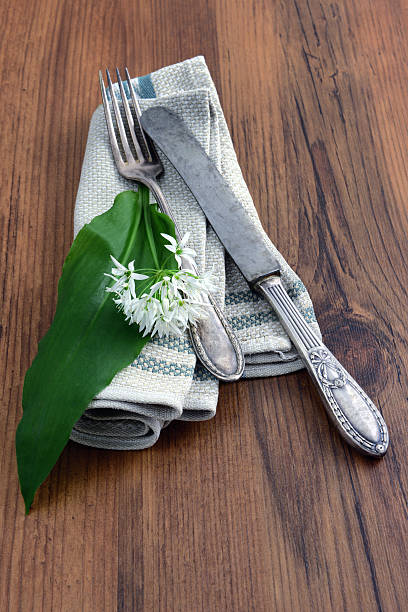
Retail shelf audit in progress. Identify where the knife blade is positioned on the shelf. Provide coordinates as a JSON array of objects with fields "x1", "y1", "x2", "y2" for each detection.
[
  {"x1": 142, "y1": 108, "x2": 280, "y2": 285},
  {"x1": 140, "y1": 106, "x2": 389, "y2": 458}
]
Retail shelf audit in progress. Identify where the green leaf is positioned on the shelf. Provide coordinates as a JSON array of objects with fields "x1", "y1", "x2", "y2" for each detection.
[{"x1": 16, "y1": 186, "x2": 177, "y2": 513}]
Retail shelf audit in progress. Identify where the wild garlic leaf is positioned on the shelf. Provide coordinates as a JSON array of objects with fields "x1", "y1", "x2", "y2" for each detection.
[{"x1": 16, "y1": 186, "x2": 177, "y2": 513}]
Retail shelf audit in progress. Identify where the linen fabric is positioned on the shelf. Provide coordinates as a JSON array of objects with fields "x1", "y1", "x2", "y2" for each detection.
[{"x1": 70, "y1": 56, "x2": 321, "y2": 450}]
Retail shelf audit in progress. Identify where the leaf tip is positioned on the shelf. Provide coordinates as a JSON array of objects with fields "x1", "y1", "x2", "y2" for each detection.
[{"x1": 23, "y1": 493, "x2": 33, "y2": 515}]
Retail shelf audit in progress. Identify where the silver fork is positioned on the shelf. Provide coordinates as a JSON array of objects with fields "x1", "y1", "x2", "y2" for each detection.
[{"x1": 99, "y1": 68, "x2": 244, "y2": 381}]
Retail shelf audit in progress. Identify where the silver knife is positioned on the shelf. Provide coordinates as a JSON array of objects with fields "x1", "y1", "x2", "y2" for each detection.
[{"x1": 140, "y1": 106, "x2": 389, "y2": 458}]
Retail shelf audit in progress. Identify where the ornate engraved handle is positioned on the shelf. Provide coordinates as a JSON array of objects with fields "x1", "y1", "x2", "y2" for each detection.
[
  {"x1": 146, "y1": 180, "x2": 244, "y2": 382},
  {"x1": 256, "y1": 275, "x2": 389, "y2": 457}
]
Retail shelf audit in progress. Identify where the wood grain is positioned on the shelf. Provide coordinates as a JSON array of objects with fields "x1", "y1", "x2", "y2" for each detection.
[{"x1": 1, "y1": 0, "x2": 408, "y2": 610}]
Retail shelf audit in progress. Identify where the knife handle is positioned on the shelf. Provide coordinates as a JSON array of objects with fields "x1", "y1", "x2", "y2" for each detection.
[
  {"x1": 255, "y1": 274, "x2": 389, "y2": 457},
  {"x1": 146, "y1": 180, "x2": 244, "y2": 382}
]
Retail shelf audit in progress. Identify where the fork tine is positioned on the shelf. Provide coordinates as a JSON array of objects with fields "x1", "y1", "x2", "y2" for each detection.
[
  {"x1": 99, "y1": 71, "x2": 124, "y2": 168},
  {"x1": 125, "y1": 67, "x2": 159, "y2": 164},
  {"x1": 105, "y1": 69, "x2": 135, "y2": 164},
  {"x1": 115, "y1": 68, "x2": 145, "y2": 163}
]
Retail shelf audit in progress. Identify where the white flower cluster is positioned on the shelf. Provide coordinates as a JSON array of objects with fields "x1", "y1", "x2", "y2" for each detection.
[{"x1": 105, "y1": 233, "x2": 215, "y2": 338}]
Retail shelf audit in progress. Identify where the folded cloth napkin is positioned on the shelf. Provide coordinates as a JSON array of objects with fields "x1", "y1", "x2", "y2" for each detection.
[{"x1": 70, "y1": 56, "x2": 321, "y2": 450}]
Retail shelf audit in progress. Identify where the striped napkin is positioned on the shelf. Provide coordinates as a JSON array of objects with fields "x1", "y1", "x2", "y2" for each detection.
[{"x1": 70, "y1": 56, "x2": 321, "y2": 450}]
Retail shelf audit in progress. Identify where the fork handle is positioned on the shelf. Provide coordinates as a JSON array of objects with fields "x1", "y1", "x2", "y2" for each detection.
[
  {"x1": 255, "y1": 274, "x2": 389, "y2": 456},
  {"x1": 145, "y1": 180, "x2": 244, "y2": 381}
]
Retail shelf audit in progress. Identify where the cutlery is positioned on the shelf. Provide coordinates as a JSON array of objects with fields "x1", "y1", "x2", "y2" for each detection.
[
  {"x1": 99, "y1": 69, "x2": 244, "y2": 381},
  {"x1": 140, "y1": 106, "x2": 389, "y2": 457}
]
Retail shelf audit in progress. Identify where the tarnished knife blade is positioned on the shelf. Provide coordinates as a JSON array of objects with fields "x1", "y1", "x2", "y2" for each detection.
[{"x1": 140, "y1": 106, "x2": 280, "y2": 285}]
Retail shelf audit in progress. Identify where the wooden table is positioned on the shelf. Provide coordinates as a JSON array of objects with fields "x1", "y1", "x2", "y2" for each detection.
[{"x1": 1, "y1": 1, "x2": 407, "y2": 610}]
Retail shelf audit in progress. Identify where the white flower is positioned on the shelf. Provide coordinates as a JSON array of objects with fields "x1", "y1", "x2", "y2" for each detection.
[
  {"x1": 150, "y1": 298, "x2": 183, "y2": 338},
  {"x1": 109, "y1": 255, "x2": 127, "y2": 275},
  {"x1": 172, "y1": 270, "x2": 216, "y2": 302},
  {"x1": 105, "y1": 252, "x2": 216, "y2": 339},
  {"x1": 152, "y1": 316, "x2": 180, "y2": 338},
  {"x1": 161, "y1": 232, "x2": 197, "y2": 267},
  {"x1": 113, "y1": 288, "x2": 134, "y2": 315},
  {"x1": 131, "y1": 294, "x2": 162, "y2": 336},
  {"x1": 105, "y1": 256, "x2": 148, "y2": 298},
  {"x1": 171, "y1": 297, "x2": 209, "y2": 328}
]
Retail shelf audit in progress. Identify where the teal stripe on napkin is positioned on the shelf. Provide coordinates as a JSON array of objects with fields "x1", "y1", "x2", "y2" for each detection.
[{"x1": 138, "y1": 74, "x2": 155, "y2": 99}]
